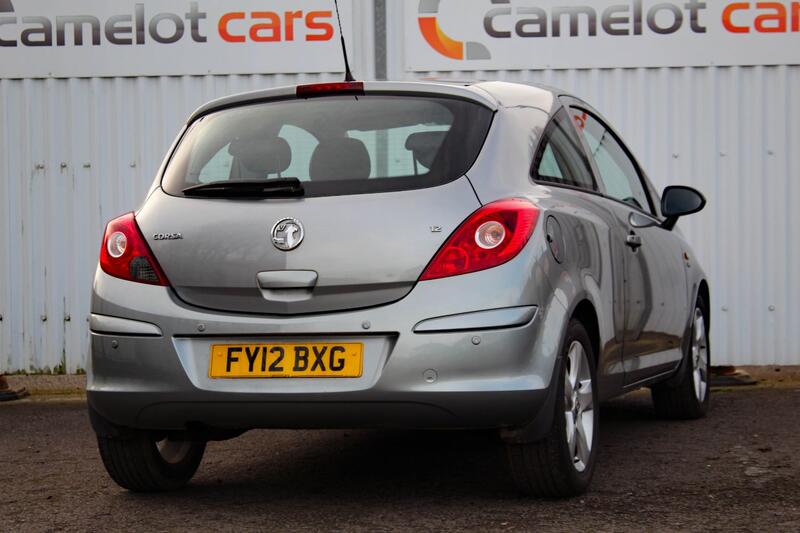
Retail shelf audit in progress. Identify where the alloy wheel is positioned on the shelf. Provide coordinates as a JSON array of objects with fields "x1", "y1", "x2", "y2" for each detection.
[
  {"x1": 156, "y1": 439, "x2": 193, "y2": 464},
  {"x1": 564, "y1": 340, "x2": 594, "y2": 472},
  {"x1": 692, "y1": 308, "x2": 709, "y2": 402}
]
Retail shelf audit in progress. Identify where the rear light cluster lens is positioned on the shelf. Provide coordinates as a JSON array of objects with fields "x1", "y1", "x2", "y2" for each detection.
[
  {"x1": 106, "y1": 231, "x2": 127, "y2": 258},
  {"x1": 420, "y1": 198, "x2": 540, "y2": 281},
  {"x1": 475, "y1": 221, "x2": 506, "y2": 249},
  {"x1": 99, "y1": 212, "x2": 170, "y2": 286}
]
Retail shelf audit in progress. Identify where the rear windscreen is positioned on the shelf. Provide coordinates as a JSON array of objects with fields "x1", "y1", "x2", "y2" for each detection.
[{"x1": 161, "y1": 95, "x2": 494, "y2": 197}]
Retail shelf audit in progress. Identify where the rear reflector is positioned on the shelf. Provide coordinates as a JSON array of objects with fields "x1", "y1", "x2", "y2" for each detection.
[
  {"x1": 296, "y1": 81, "x2": 365, "y2": 98},
  {"x1": 419, "y1": 198, "x2": 540, "y2": 281},
  {"x1": 99, "y1": 212, "x2": 170, "y2": 286}
]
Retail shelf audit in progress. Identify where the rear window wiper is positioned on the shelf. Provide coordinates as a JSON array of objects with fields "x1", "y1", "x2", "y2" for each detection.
[{"x1": 181, "y1": 178, "x2": 305, "y2": 198}]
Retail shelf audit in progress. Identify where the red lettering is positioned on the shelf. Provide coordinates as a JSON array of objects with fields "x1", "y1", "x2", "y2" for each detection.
[
  {"x1": 218, "y1": 10, "x2": 336, "y2": 43},
  {"x1": 219, "y1": 12, "x2": 245, "y2": 42},
  {"x1": 754, "y1": 2, "x2": 787, "y2": 32},
  {"x1": 305, "y1": 11, "x2": 333, "y2": 41},
  {"x1": 285, "y1": 10, "x2": 303, "y2": 41},
  {"x1": 723, "y1": 2, "x2": 750, "y2": 33},
  {"x1": 250, "y1": 11, "x2": 281, "y2": 42}
]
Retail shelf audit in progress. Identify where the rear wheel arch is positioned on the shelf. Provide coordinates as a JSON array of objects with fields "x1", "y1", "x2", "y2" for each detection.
[
  {"x1": 697, "y1": 280, "x2": 710, "y2": 327},
  {"x1": 506, "y1": 318, "x2": 599, "y2": 497},
  {"x1": 571, "y1": 299, "x2": 600, "y2": 367},
  {"x1": 501, "y1": 298, "x2": 599, "y2": 445}
]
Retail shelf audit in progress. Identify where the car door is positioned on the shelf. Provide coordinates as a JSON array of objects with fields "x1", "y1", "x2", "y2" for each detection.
[
  {"x1": 530, "y1": 107, "x2": 627, "y2": 396},
  {"x1": 567, "y1": 103, "x2": 689, "y2": 385}
]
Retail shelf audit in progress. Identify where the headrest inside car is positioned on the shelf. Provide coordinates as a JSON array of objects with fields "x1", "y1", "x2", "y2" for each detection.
[
  {"x1": 228, "y1": 136, "x2": 291, "y2": 176},
  {"x1": 404, "y1": 131, "x2": 448, "y2": 170},
  {"x1": 309, "y1": 138, "x2": 371, "y2": 181}
]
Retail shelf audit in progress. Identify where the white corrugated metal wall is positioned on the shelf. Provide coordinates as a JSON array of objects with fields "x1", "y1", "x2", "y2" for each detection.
[
  {"x1": 1, "y1": 0, "x2": 798, "y2": 371},
  {"x1": 0, "y1": 4, "x2": 375, "y2": 373},
  {"x1": 385, "y1": 1, "x2": 800, "y2": 365}
]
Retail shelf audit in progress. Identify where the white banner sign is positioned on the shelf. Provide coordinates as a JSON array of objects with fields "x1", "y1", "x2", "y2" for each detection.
[
  {"x1": 0, "y1": 0, "x2": 352, "y2": 78},
  {"x1": 405, "y1": 0, "x2": 800, "y2": 70}
]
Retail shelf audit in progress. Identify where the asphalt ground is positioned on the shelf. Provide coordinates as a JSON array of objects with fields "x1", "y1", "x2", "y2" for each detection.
[{"x1": 1, "y1": 385, "x2": 799, "y2": 532}]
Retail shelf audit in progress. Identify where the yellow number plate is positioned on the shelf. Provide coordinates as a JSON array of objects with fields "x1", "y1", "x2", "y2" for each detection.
[{"x1": 209, "y1": 343, "x2": 363, "y2": 378}]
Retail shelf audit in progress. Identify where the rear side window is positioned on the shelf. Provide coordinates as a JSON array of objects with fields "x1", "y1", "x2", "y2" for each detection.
[
  {"x1": 162, "y1": 95, "x2": 494, "y2": 198},
  {"x1": 574, "y1": 110, "x2": 654, "y2": 214},
  {"x1": 532, "y1": 109, "x2": 597, "y2": 191}
]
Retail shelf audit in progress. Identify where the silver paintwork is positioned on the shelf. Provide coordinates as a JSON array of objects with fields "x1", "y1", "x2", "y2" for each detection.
[
  {"x1": 413, "y1": 306, "x2": 537, "y2": 333},
  {"x1": 88, "y1": 81, "x2": 709, "y2": 439},
  {"x1": 139, "y1": 178, "x2": 480, "y2": 315},
  {"x1": 256, "y1": 270, "x2": 318, "y2": 290},
  {"x1": 89, "y1": 314, "x2": 161, "y2": 337},
  {"x1": 187, "y1": 82, "x2": 499, "y2": 124}
]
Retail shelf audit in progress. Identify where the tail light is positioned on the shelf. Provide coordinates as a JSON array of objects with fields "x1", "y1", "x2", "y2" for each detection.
[
  {"x1": 99, "y1": 212, "x2": 170, "y2": 286},
  {"x1": 419, "y1": 198, "x2": 540, "y2": 281}
]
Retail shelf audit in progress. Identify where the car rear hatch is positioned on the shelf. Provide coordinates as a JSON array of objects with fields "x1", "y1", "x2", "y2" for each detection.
[{"x1": 137, "y1": 86, "x2": 495, "y2": 315}]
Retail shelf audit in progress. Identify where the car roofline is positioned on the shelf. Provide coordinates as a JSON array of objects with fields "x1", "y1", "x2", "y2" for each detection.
[{"x1": 187, "y1": 81, "x2": 501, "y2": 123}]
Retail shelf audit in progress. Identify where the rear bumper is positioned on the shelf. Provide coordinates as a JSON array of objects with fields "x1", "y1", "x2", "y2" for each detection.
[
  {"x1": 87, "y1": 319, "x2": 551, "y2": 431},
  {"x1": 88, "y1": 255, "x2": 567, "y2": 433},
  {"x1": 87, "y1": 389, "x2": 547, "y2": 432}
]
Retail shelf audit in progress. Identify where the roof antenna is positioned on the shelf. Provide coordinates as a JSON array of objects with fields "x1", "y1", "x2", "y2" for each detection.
[{"x1": 334, "y1": 0, "x2": 355, "y2": 82}]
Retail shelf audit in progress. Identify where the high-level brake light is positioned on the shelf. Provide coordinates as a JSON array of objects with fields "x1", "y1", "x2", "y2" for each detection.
[{"x1": 296, "y1": 81, "x2": 364, "y2": 98}]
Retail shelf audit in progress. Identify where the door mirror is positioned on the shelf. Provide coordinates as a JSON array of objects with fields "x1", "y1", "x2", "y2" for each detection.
[{"x1": 660, "y1": 186, "x2": 706, "y2": 230}]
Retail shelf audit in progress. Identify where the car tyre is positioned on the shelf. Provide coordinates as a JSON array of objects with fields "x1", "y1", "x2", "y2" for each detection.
[
  {"x1": 97, "y1": 432, "x2": 206, "y2": 492},
  {"x1": 651, "y1": 296, "x2": 710, "y2": 419},
  {"x1": 506, "y1": 319, "x2": 599, "y2": 498}
]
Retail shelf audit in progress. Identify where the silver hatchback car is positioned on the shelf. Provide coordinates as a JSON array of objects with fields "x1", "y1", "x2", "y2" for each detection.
[{"x1": 88, "y1": 80, "x2": 710, "y2": 497}]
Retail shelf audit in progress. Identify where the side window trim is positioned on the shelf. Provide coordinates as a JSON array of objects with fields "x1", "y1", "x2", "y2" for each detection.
[
  {"x1": 568, "y1": 105, "x2": 658, "y2": 217},
  {"x1": 570, "y1": 105, "x2": 658, "y2": 215},
  {"x1": 530, "y1": 107, "x2": 600, "y2": 193}
]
